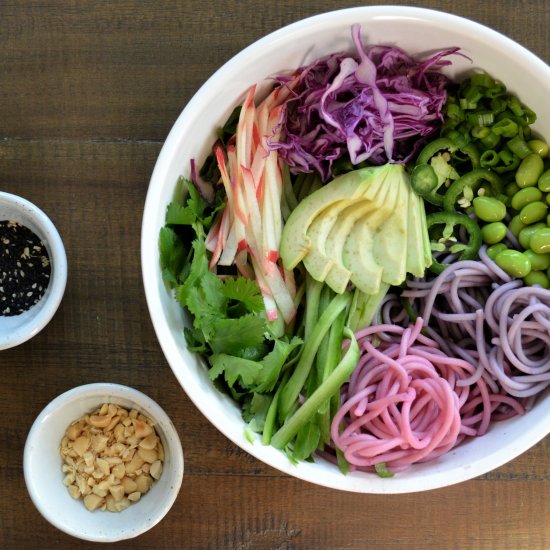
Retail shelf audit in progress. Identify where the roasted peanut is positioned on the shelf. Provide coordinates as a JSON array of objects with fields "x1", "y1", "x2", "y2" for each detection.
[{"x1": 60, "y1": 403, "x2": 164, "y2": 513}]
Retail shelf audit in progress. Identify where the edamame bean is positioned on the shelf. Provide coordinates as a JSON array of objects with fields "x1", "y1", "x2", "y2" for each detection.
[
  {"x1": 472, "y1": 196, "x2": 506, "y2": 222},
  {"x1": 481, "y1": 222, "x2": 507, "y2": 244},
  {"x1": 523, "y1": 270, "x2": 550, "y2": 289},
  {"x1": 486, "y1": 243, "x2": 508, "y2": 260},
  {"x1": 524, "y1": 249, "x2": 550, "y2": 271},
  {"x1": 528, "y1": 139, "x2": 549, "y2": 158},
  {"x1": 529, "y1": 227, "x2": 550, "y2": 254},
  {"x1": 539, "y1": 169, "x2": 550, "y2": 192},
  {"x1": 518, "y1": 222, "x2": 546, "y2": 249},
  {"x1": 519, "y1": 201, "x2": 548, "y2": 224},
  {"x1": 511, "y1": 187, "x2": 543, "y2": 211},
  {"x1": 516, "y1": 153, "x2": 544, "y2": 188},
  {"x1": 509, "y1": 214, "x2": 526, "y2": 237},
  {"x1": 494, "y1": 249, "x2": 532, "y2": 278}
]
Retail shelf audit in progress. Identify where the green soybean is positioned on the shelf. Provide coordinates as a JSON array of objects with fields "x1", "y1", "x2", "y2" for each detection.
[
  {"x1": 528, "y1": 139, "x2": 549, "y2": 158},
  {"x1": 529, "y1": 227, "x2": 550, "y2": 254},
  {"x1": 519, "y1": 201, "x2": 548, "y2": 224},
  {"x1": 511, "y1": 187, "x2": 543, "y2": 211},
  {"x1": 472, "y1": 196, "x2": 506, "y2": 222},
  {"x1": 494, "y1": 249, "x2": 532, "y2": 278},
  {"x1": 524, "y1": 249, "x2": 550, "y2": 271},
  {"x1": 509, "y1": 214, "x2": 526, "y2": 236},
  {"x1": 518, "y1": 222, "x2": 546, "y2": 249},
  {"x1": 516, "y1": 153, "x2": 544, "y2": 188},
  {"x1": 486, "y1": 243, "x2": 508, "y2": 260},
  {"x1": 538, "y1": 169, "x2": 550, "y2": 192},
  {"x1": 481, "y1": 222, "x2": 507, "y2": 244},
  {"x1": 523, "y1": 270, "x2": 550, "y2": 288}
]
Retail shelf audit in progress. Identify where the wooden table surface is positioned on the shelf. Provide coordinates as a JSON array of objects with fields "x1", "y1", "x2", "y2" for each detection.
[{"x1": 1, "y1": 1, "x2": 549, "y2": 548}]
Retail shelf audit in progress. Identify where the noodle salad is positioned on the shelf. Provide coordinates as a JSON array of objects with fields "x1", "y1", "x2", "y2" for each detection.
[{"x1": 159, "y1": 24, "x2": 550, "y2": 476}]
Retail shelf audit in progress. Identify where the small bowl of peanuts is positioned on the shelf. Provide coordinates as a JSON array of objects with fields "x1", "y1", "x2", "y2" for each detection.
[{"x1": 23, "y1": 382, "x2": 184, "y2": 542}]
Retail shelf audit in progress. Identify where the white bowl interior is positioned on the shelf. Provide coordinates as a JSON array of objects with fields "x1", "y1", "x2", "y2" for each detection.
[
  {"x1": 0, "y1": 192, "x2": 68, "y2": 349},
  {"x1": 141, "y1": 6, "x2": 550, "y2": 493},
  {"x1": 23, "y1": 383, "x2": 184, "y2": 542}
]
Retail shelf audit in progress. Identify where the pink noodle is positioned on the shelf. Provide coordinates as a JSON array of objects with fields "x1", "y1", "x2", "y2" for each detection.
[{"x1": 331, "y1": 317, "x2": 502, "y2": 474}]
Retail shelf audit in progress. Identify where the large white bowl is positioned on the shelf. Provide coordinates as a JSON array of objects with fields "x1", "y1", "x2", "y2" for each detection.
[{"x1": 141, "y1": 6, "x2": 550, "y2": 493}]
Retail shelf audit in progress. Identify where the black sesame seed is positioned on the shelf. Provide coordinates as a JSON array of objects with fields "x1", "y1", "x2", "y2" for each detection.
[{"x1": 0, "y1": 220, "x2": 52, "y2": 316}]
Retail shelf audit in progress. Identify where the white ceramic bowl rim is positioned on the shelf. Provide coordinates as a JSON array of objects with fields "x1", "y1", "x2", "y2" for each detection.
[
  {"x1": 0, "y1": 191, "x2": 68, "y2": 349},
  {"x1": 141, "y1": 6, "x2": 550, "y2": 493},
  {"x1": 23, "y1": 383, "x2": 184, "y2": 542}
]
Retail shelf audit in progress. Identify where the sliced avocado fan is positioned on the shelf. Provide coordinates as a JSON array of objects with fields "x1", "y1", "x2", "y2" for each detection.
[{"x1": 280, "y1": 164, "x2": 432, "y2": 296}]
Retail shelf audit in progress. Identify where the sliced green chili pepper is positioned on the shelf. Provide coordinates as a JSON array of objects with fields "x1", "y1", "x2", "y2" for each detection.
[
  {"x1": 426, "y1": 211, "x2": 482, "y2": 274},
  {"x1": 443, "y1": 168, "x2": 503, "y2": 212},
  {"x1": 452, "y1": 142, "x2": 481, "y2": 168},
  {"x1": 411, "y1": 164, "x2": 439, "y2": 196},
  {"x1": 415, "y1": 137, "x2": 458, "y2": 165}
]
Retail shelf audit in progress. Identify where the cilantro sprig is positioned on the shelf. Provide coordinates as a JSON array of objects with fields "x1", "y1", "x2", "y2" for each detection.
[{"x1": 159, "y1": 177, "x2": 302, "y2": 406}]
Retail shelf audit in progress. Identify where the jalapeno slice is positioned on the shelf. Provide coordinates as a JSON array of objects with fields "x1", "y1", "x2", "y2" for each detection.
[
  {"x1": 443, "y1": 168, "x2": 503, "y2": 212},
  {"x1": 426, "y1": 211, "x2": 482, "y2": 274}
]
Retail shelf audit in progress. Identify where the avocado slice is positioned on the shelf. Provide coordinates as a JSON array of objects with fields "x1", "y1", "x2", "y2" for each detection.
[
  {"x1": 302, "y1": 199, "x2": 353, "y2": 282},
  {"x1": 324, "y1": 190, "x2": 390, "y2": 294},
  {"x1": 342, "y1": 179, "x2": 397, "y2": 294},
  {"x1": 406, "y1": 188, "x2": 432, "y2": 276},
  {"x1": 323, "y1": 201, "x2": 370, "y2": 294},
  {"x1": 307, "y1": 165, "x2": 395, "y2": 294},
  {"x1": 280, "y1": 167, "x2": 385, "y2": 270},
  {"x1": 373, "y1": 167, "x2": 409, "y2": 285}
]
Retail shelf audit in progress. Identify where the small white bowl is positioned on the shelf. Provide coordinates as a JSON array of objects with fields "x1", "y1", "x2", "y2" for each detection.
[
  {"x1": 23, "y1": 383, "x2": 184, "y2": 543},
  {"x1": 0, "y1": 191, "x2": 68, "y2": 350}
]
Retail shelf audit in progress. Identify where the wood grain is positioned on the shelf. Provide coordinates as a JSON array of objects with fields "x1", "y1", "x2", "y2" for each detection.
[{"x1": 1, "y1": 1, "x2": 550, "y2": 548}]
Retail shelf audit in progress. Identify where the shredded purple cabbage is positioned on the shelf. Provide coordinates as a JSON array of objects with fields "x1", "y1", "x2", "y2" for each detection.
[{"x1": 270, "y1": 24, "x2": 460, "y2": 181}]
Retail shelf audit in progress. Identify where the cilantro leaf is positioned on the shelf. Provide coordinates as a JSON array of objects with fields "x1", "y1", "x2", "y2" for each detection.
[
  {"x1": 208, "y1": 354, "x2": 261, "y2": 388},
  {"x1": 184, "y1": 327, "x2": 208, "y2": 354},
  {"x1": 159, "y1": 226, "x2": 186, "y2": 286},
  {"x1": 253, "y1": 336, "x2": 302, "y2": 393},
  {"x1": 207, "y1": 314, "x2": 267, "y2": 355},
  {"x1": 208, "y1": 335, "x2": 301, "y2": 392},
  {"x1": 242, "y1": 393, "x2": 272, "y2": 434},
  {"x1": 186, "y1": 177, "x2": 208, "y2": 221},
  {"x1": 165, "y1": 201, "x2": 196, "y2": 225},
  {"x1": 184, "y1": 286, "x2": 221, "y2": 331},
  {"x1": 222, "y1": 276, "x2": 265, "y2": 315},
  {"x1": 201, "y1": 270, "x2": 226, "y2": 311},
  {"x1": 175, "y1": 238, "x2": 209, "y2": 308}
]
